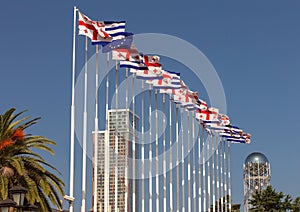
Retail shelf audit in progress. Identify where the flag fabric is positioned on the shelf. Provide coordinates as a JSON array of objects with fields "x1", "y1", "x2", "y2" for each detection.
[
  {"x1": 225, "y1": 125, "x2": 243, "y2": 134},
  {"x1": 119, "y1": 60, "x2": 148, "y2": 72},
  {"x1": 220, "y1": 132, "x2": 250, "y2": 144},
  {"x1": 160, "y1": 81, "x2": 187, "y2": 95},
  {"x1": 148, "y1": 71, "x2": 181, "y2": 89},
  {"x1": 77, "y1": 10, "x2": 250, "y2": 142},
  {"x1": 195, "y1": 108, "x2": 219, "y2": 121},
  {"x1": 218, "y1": 114, "x2": 230, "y2": 126},
  {"x1": 195, "y1": 99, "x2": 208, "y2": 110},
  {"x1": 78, "y1": 11, "x2": 113, "y2": 43},
  {"x1": 101, "y1": 34, "x2": 133, "y2": 53},
  {"x1": 142, "y1": 54, "x2": 162, "y2": 67},
  {"x1": 172, "y1": 94, "x2": 194, "y2": 107},
  {"x1": 112, "y1": 47, "x2": 139, "y2": 61},
  {"x1": 136, "y1": 67, "x2": 164, "y2": 80},
  {"x1": 91, "y1": 21, "x2": 128, "y2": 45}
]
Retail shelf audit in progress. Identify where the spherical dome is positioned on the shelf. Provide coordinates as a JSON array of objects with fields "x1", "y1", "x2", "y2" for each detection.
[{"x1": 245, "y1": 152, "x2": 269, "y2": 164}]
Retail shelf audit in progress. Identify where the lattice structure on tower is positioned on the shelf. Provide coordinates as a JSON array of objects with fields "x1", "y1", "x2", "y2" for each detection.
[{"x1": 243, "y1": 152, "x2": 271, "y2": 212}]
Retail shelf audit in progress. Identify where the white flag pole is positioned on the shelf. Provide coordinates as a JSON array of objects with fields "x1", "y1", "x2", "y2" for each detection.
[
  {"x1": 187, "y1": 111, "x2": 191, "y2": 212},
  {"x1": 216, "y1": 133, "x2": 220, "y2": 212},
  {"x1": 114, "y1": 59, "x2": 119, "y2": 212},
  {"x1": 223, "y1": 140, "x2": 227, "y2": 212},
  {"x1": 93, "y1": 45, "x2": 99, "y2": 212},
  {"x1": 212, "y1": 134, "x2": 216, "y2": 212},
  {"x1": 162, "y1": 93, "x2": 167, "y2": 212},
  {"x1": 149, "y1": 84, "x2": 153, "y2": 212},
  {"x1": 207, "y1": 132, "x2": 211, "y2": 212},
  {"x1": 155, "y1": 90, "x2": 159, "y2": 212},
  {"x1": 68, "y1": 6, "x2": 77, "y2": 212},
  {"x1": 124, "y1": 68, "x2": 129, "y2": 212},
  {"x1": 181, "y1": 108, "x2": 185, "y2": 212},
  {"x1": 228, "y1": 141, "x2": 232, "y2": 212},
  {"x1": 80, "y1": 36, "x2": 88, "y2": 212},
  {"x1": 202, "y1": 126, "x2": 206, "y2": 212},
  {"x1": 198, "y1": 122, "x2": 202, "y2": 212},
  {"x1": 132, "y1": 73, "x2": 136, "y2": 212},
  {"x1": 220, "y1": 138, "x2": 224, "y2": 212},
  {"x1": 104, "y1": 52, "x2": 110, "y2": 212},
  {"x1": 169, "y1": 97, "x2": 173, "y2": 212},
  {"x1": 141, "y1": 80, "x2": 145, "y2": 212},
  {"x1": 69, "y1": 6, "x2": 78, "y2": 212},
  {"x1": 175, "y1": 105, "x2": 180, "y2": 212},
  {"x1": 192, "y1": 113, "x2": 196, "y2": 212}
]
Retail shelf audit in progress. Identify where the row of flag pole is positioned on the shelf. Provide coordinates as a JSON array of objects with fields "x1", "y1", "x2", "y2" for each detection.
[{"x1": 68, "y1": 6, "x2": 251, "y2": 212}]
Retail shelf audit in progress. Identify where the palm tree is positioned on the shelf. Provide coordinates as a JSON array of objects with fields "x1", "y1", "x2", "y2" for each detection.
[{"x1": 0, "y1": 108, "x2": 65, "y2": 211}]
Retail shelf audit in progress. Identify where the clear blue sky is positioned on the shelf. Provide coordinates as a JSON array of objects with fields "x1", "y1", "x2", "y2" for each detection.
[{"x1": 1, "y1": 0, "x2": 299, "y2": 211}]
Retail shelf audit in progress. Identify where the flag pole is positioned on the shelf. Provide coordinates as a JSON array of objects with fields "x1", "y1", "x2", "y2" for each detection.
[
  {"x1": 104, "y1": 52, "x2": 110, "y2": 212},
  {"x1": 192, "y1": 112, "x2": 196, "y2": 212},
  {"x1": 169, "y1": 97, "x2": 173, "y2": 212},
  {"x1": 125, "y1": 68, "x2": 129, "y2": 212},
  {"x1": 223, "y1": 139, "x2": 227, "y2": 212},
  {"x1": 175, "y1": 105, "x2": 179, "y2": 212},
  {"x1": 162, "y1": 93, "x2": 167, "y2": 212},
  {"x1": 69, "y1": 6, "x2": 77, "y2": 212},
  {"x1": 181, "y1": 108, "x2": 185, "y2": 212},
  {"x1": 132, "y1": 73, "x2": 136, "y2": 212},
  {"x1": 141, "y1": 80, "x2": 145, "y2": 212},
  {"x1": 207, "y1": 132, "x2": 211, "y2": 212},
  {"x1": 228, "y1": 141, "x2": 232, "y2": 212},
  {"x1": 114, "y1": 59, "x2": 119, "y2": 212},
  {"x1": 187, "y1": 111, "x2": 191, "y2": 212},
  {"x1": 212, "y1": 133, "x2": 216, "y2": 212},
  {"x1": 149, "y1": 84, "x2": 153, "y2": 212},
  {"x1": 155, "y1": 90, "x2": 159, "y2": 212},
  {"x1": 93, "y1": 44, "x2": 99, "y2": 212},
  {"x1": 220, "y1": 138, "x2": 224, "y2": 212},
  {"x1": 216, "y1": 132, "x2": 220, "y2": 212},
  {"x1": 198, "y1": 122, "x2": 202, "y2": 212},
  {"x1": 80, "y1": 35, "x2": 88, "y2": 212},
  {"x1": 202, "y1": 126, "x2": 206, "y2": 212}
]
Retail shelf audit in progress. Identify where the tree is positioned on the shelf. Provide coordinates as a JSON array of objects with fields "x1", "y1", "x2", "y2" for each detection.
[
  {"x1": 292, "y1": 197, "x2": 300, "y2": 212},
  {"x1": 0, "y1": 108, "x2": 64, "y2": 211},
  {"x1": 249, "y1": 185, "x2": 292, "y2": 212}
]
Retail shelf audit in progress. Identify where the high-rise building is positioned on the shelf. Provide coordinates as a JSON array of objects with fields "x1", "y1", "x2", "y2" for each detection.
[
  {"x1": 92, "y1": 109, "x2": 139, "y2": 212},
  {"x1": 243, "y1": 152, "x2": 271, "y2": 212}
]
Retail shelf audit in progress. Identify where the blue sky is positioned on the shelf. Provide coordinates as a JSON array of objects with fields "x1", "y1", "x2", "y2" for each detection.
[{"x1": 1, "y1": 0, "x2": 300, "y2": 211}]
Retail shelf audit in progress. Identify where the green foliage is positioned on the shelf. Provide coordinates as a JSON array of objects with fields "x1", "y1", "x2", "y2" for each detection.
[
  {"x1": 249, "y1": 185, "x2": 294, "y2": 212},
  {"x1": 292, "y1": 197, "x2": 300, "y2": 212},
  {"x1": 0, "y1": 108, "x2": 64, "y2": 211}
]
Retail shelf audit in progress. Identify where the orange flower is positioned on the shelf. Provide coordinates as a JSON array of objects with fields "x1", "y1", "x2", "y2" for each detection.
[
  {"x1": 11, "y1": 128, "x2": 25, "y2": 141},
  {"x1": 0, "y1": 139, "x2": 14, "y2": 150}
]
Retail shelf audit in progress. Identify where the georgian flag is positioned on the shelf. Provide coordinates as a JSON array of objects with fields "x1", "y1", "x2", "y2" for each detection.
[
  {"x1": 112, "y1": 47, "x2": 139, "y2": 61},
  {"x1": 186, "y1": 98, "x2": 208, "y2": 111},
  {"x1": 142, "y1": 54, "x2": 162, "y2": 67},
  {"x1": 119, "y1": 61, "x2": 148, "y2": 72},
  {"x1": 78, "y1": 11, "x2": 113, "y2": 42},
  {"x1": 221, "y1": 132, "x2": 250, "y2": 144},
  {"x1": 172, "y1": 94, "x2": 194, "y2": 107},
  {"x1": 136, "y1": 67, "x2": 164, "y2": 80},
  {"x1": 195, "y1": 108, "x2": 219, "y2": 121},
  {"x1": 225, "y1": 125, "x2": 243, "y2": 134},
  {"x1": 148, "y1": 71, "x2": 181, "y2": 89},
  {"x1": 218, "y1": 114, "x2": 230, "y2": 126},
  {"x1": 160, "y1": 80, "x2": 188, "y2": 100}
]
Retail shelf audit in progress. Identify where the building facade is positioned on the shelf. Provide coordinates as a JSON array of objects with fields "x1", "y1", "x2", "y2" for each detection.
[{"x1": 92, "y1": 109, "x2": 139, "y2": 212}]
